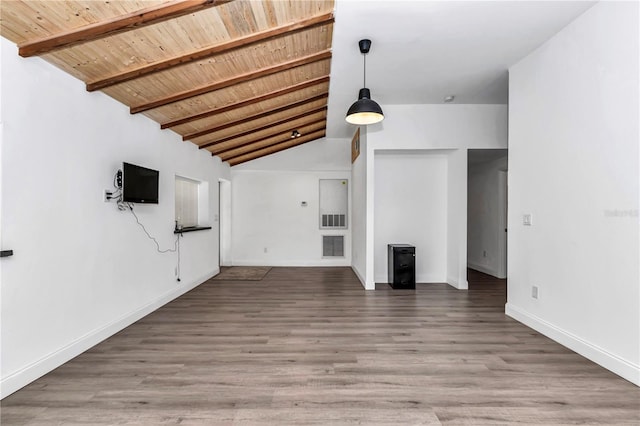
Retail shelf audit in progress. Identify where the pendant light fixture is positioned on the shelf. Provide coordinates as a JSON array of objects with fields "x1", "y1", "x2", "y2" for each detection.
[{"x1": 346, "y1": 39, "x2": 384, "y2": 125}]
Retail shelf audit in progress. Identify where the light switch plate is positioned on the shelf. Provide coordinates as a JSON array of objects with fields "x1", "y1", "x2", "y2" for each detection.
[{"x1": 523, "y1": 214, "x2": 533, "y2": 226}]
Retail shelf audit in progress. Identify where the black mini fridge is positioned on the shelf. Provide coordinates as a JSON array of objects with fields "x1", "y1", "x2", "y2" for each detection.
[{"x1": 387, "y1": 244, "x2": 416, "y2": 289}]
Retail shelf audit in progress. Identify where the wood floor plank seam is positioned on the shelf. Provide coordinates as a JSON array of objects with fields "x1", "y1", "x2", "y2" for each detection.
[{"x1": 1, "y1": 267, "x2": 638, "y2": 425}]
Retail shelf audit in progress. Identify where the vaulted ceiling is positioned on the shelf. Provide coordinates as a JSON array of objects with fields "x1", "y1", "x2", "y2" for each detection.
[
  {"x1": 0, "y1": 0, "x2": 334, "y2": 166},
  {"x1": 0, "y1": 1, "x2": 595, "y2": 166}
]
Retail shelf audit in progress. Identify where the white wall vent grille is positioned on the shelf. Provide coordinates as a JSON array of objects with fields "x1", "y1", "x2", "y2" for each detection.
[
  {"x1": 321, "y1": 214, "x2": 346, "y2": 228},
  {"x1": 319, "y1": 179, "x2": 348, "y2": 229},
  {"x1": 322, "y1": 236, "x2": 344, "y2": 257}
]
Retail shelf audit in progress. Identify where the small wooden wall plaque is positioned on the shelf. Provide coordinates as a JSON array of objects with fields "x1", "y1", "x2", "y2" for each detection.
[{"x1": 351, "y1": 127, "x2": 360, "y2": 163}]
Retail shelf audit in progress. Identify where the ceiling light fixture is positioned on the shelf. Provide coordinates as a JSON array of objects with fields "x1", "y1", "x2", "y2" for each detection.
[
  {"x1": 346, "y1": 39, "x2": 384, "y2": 125},
  {"x1": 291, "y1": 130, "x2": 301, "y2": 138}
]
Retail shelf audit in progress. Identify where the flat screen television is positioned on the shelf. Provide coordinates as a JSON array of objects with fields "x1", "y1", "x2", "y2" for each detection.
[{"x1": 122, "y1": 162, "x2": 159, "y2": 204}]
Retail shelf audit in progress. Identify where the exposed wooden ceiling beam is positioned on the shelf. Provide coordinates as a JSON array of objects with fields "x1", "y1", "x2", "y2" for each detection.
[
  {"x1": 195, "y1": 106, "x2": 327, "y2": 147},
  {"x1": 182, "y1": 93, "x2": 328, "y2": 140},
  {"x1": 207, "y1": 117, "x2": 325, "y2": 155},
  {"x1": 18, "y1": 0, "x2": 230, "y2": 57},
  {"x1": 131, "y1": 49, "x2": 332, "y2": 114},
  {"x1": 225, "y1": 130, "x2": 326, "y2": 166},
  {"x1": 86, "y1": 12, "x2": 334, "y2": 91},
  {"x1": 216, "y1": 121, "x2": 327, "y2": 159},
  {"x1": 211, "y1": 118, "x2": 326, "y2": 155},
  {"x1": 160, "y1": 75, "x2": 330, "y2": 129}
]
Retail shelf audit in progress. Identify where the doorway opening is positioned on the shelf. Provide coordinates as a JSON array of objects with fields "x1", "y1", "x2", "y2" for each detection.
[{"x1": 467, "y1": 149, "x2": 508, "y2": 280}]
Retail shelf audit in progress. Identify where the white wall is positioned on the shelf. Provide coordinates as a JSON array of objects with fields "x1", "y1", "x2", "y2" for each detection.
[
  {"x1": 230, "y1": 138, "x2": 352, "y2": 267},
  {"x1": 219, "y1": 179, "x2": 232, "y2": 266},
  {"x1": 0, "y1": 37, "x2": 230, "y2": 397},
  {"x1": 507, "y1": 2, "x2": 639, "y2": 385},
  {"x1": 468, "y1": 155, "x2": 508, "y2": 277},
  {"x1": 0, "y1": 41, "x2": 3, "y2": 381},
  {"x1": 446, "y1": 148, "x2": 468, "y2": 289},
  {"x1": 366, "y1": 105, "x2": 508, "y2": 151},
  {"x1": 351, "y1": 128, "x2": 367, "y2": 284},
  {"x1": 363, "y1": 105, "x2": 508, "y2": 290},
  {"x1": 374, "y1": 151, "x2": 449, "y2": 283}
]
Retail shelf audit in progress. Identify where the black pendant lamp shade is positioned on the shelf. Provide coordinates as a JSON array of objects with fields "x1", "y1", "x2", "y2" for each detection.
[
  {"x1": 346, "y1": 88, "x2": 384, "y2": 125},
  {"x1": 346, "y1": 39, "x2": 384, "y2": 125}
]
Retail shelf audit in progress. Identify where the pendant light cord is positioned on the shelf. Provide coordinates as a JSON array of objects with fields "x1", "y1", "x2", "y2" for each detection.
[{"x1": 363, "y1": 52, "x2": 367, "y2": 88}]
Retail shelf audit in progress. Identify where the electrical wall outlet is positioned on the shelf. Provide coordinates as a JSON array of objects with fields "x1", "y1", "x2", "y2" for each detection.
[
  {"x1": 532, "y1": 285, "x2": 539, "y2": 299},
  {"x1": 264, "y1": 247, "x2": 268, "y2": 253},
  {"x1": 103, "y1": 189, "x2": 113, "y2": 202},
  {"x1": 483, "y1": 250, "x2": 487, "y2": 257}
]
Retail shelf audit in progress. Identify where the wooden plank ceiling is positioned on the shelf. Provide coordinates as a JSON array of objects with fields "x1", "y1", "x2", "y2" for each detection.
[{"x1": 0, "y1": 0, "x2": 334, "y2": 166}]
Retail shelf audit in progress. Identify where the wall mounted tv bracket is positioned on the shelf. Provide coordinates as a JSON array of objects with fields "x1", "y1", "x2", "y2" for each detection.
[{"x1": 104, "y1": 169, "x2": 124, "y2": 202}]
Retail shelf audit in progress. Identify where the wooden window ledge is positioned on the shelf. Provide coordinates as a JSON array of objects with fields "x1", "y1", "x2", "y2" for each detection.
[{"x1": 174, "y1": 226, "x2": 212, "y2": 234}]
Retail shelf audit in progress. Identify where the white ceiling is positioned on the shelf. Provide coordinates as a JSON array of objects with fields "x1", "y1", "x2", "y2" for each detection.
[{"x1": 326, "y1": 0, "x2": 595, "y2": 138}]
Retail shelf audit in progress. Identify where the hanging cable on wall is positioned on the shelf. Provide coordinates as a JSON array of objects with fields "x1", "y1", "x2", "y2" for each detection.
[
  {"x1": 127, "y1": 203, "x2": 178, "y2": 253},
  {"x1": 126, "y1": 202, "x2": 182, "y2": 282},
  {"x1": 107, "y1": 167, "x2": 182, "y2": 281}
]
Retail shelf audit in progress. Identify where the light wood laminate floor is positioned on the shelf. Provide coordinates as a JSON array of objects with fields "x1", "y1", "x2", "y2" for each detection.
[{"x1": 2, "y1": 267, "x2": 639, "y2": 425}]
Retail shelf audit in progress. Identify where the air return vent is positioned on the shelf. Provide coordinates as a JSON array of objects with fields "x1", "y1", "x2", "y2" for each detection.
[
  {"x1": 319, "y1": 179, "x2": 348, "y2": 229},
  {"x1": 321, "y1": 214, "x2": 346, "y2": 228},
  {"x1": 322, "y1": 236, "x2": 344, "y2": 257}
]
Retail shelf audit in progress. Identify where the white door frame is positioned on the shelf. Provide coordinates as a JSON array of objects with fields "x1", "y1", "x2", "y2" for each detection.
[
  {"x1": 218, "y1": 179, "x2": 232, "y2": 267},
  {"x1": 497, "y1": 170, "x2": 508, "y2": 279}
]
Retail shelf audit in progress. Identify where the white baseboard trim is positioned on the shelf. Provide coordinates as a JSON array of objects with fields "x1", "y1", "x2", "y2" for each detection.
[
  {"x1": 467, "y1": 262, "x2": 500, "y2": 278},
  {"x1": 232, "y1": 260, "x2": 351, "y2": 267},
  {"x1": 351, "y1": 265, "x2": 367, "y2": 290},
  {"x1": 447, "y1": 275, "x2": 468, "y2": 290},
  {"x1": 506, "y1": 303, "x2": 640, "y2": 386},
  {"x1": 0, "y1": 268, "x2": 218, "y2": 399}
]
